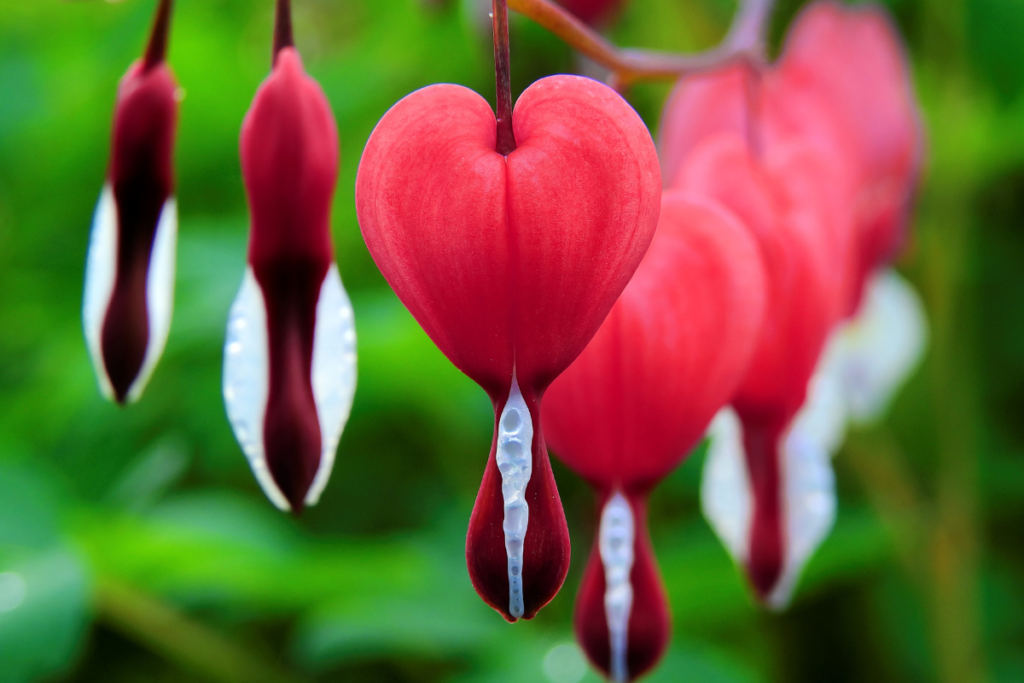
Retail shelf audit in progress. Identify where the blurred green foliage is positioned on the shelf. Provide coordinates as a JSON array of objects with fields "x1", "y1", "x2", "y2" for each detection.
[{"x1": 0, "y1": 0, "x2": 1022, "y2": 681}]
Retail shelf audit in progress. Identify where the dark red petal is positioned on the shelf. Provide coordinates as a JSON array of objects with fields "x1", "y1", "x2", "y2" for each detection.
[
  {"x1": 102, "y1": 63, "x2": 178, "y2": 403},
  {"x1": 544, "y1": 191, "x2": 766, "y2": 490},
  {"x1": 736, "y1": 410, "x2": 786, "y2": 599},
  {"x1": 574, "y1": 494, "x2": 669, "y2": 681},
  {"x1": 467, "y1": 390, "x2": 571, "y2": 622}
]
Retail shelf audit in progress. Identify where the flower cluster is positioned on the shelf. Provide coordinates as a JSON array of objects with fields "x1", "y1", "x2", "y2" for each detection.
[{"x1": 79, "y1": 0, "x2": 925, "y2": 680}]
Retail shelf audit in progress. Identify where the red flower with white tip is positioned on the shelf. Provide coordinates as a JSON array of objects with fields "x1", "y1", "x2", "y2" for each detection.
[
  {"x1": 223, "y1": 1, "x2": 356, "y2": 515},
  {"x1": 83, "y1": 0, "x2": 178, "y2": 405},
  {"x1": 355, "y1": 1, "x2": 660, "y2": 621},
  {"x1": 663, "y1": 101, "x2": 848, "y2": 605},
  {"x1": 661, "y1": 1, "x2": 925, "y2": 608},
  {"x1": 543, "y1": 191, "x2": 766, "y2": 680}
]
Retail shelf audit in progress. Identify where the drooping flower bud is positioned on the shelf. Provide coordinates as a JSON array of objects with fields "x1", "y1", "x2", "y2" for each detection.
[
  {"x1": 543, "y1": 192, "x2": 766, "y2": 678},
  {"x1": 83, "y1": 0, "x2": 179, "y2": 405},
  {"x1": 356, "y1": 75, "x2": 660, "y2": 620},
  {"x1": 223, "y1": 8, "x2": 356, "y2": 515}
]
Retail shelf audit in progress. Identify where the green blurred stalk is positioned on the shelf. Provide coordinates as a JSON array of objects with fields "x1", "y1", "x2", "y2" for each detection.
[
  {"x1": 95, "y1": 578, "x2": 309, "y2": 683},
  {"x1": 918, "y1": 0, "x2": 987, "y2": 679}
]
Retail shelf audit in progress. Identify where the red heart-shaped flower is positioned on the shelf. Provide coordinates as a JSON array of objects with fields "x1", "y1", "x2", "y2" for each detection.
[
  {"x1": 542, "y1": 191, "x2": 766, "y2": 679},
  {"x1": 356, "y1": 75, "x2": 660, "y2": 620}
]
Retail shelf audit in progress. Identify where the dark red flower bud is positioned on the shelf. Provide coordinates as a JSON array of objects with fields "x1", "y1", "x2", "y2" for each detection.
[
  {"x1": 356, "y1": 76, "x2": 660, "y2": 620},
  {"x1": 543, "y1": 192, "x2": 766, "y2": 678},
  {"x1": 223, "y1": 38, "x2": 356, "y2": 514},
  {"x1": 83, "y1": 0, "x2": 178, "y2": 405}
]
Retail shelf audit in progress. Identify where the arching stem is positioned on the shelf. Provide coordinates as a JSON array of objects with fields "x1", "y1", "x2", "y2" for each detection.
[
  {"x1": 492, "y1": 0, "x2": 517, "y2": 156},
  {"x1": 505, "y1": 0, "x2": 775, "y2": 86},
  {"x1": 142, "y1": 0, "x2": 173, "y2": 71},
  {"x1": 274, "y1": 0, "x2": 295, "y2": 64}
]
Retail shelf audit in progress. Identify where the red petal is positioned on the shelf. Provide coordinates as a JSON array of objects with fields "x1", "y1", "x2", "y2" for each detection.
[
  {"x1": 674, "y1": 136, "x2": 844, "y2": 420},
  {"x1": 466, "y1": 388, "x2": 571, "y2": 622},
  {"x1": 544, "y1": 191, "x2": 766, "y2": 490}
]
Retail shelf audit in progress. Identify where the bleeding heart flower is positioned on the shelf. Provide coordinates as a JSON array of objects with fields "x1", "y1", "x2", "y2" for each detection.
[
  {"x1": 543, "y1": 192, "x2": 766, "y2": 679},
  {"x1": 670, "y1": 133, "x2": 846, "y2": 604},
  {"x1": 662, "y1": 1, "x2": 923, "y2": 608},
  {"x1": 223, "y1": 9, "x2": 357, "y2": 515},
  {"x1": 83, "y1": 0, "x2": 178, "y2": 405},
  {"x1": 356, "y1": 75, "x2": 660, "y2": 620}
]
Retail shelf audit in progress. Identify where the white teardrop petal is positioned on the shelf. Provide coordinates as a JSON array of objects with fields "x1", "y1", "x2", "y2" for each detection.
[
  {"x1": 497, "y1": 375, "x2": 533, "y2": 619},
  {"x1": 830, "y1": 269, "x2": 927, "y2": 424},
  {"x1": 767, "y1": 423, "x2": 837, "y2": 610},
  {"x1": 599, "y1": 492, "x2": 635, "y2": 683},
  {"x1": 125, "y1": 197, "x2": 177, "y2": 404},
  {"x1": 82, "y1": 184, "x2": 118, "y2": 401},
  {"x1": 222, "y1": 267, "x2": 290, "y2": 512},
  {"x1": 701, "y1": 408, "x2": 752, "y2": 565},
  {"x1": 787, "y1": 368, "x2": 848, "y2": 458},
  {"x1": 305, "y1": 263, "x2": 358, "y2": 507}
]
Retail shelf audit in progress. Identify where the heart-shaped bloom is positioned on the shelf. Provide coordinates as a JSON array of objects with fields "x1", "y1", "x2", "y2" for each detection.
[
  {"x1": 543, "y1": 192, "x2": 766, "y2": 679},
  {"x1": 222, "y1": 36, "x2": 356, "y2": 514},
  {"x1": 83, "y1": 0, "x2": 178, "y2": 405},
  {"x1": 356, "y1": 76, "x2": 660, "y2": 620},
  {"x1": 663, "y1": 3, "x2": 923, "y2": 606}
]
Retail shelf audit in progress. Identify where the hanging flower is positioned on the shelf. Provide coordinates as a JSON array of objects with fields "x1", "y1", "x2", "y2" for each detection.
[
  {"x1": 83, "y1": 0, "x2": 178, "y2": 405},
  {"x1": 355, "y1": 2, "x2": 660, "y2": 621},
  {"x1": 663, "y1": 0, "x2": 925, "y2": 607},
  {"x1": 222, "y1": 1, "x2": 357, "y2": 515},
  {"x1": 543, "y1": 191, "x2": 766, "y2": 680}
]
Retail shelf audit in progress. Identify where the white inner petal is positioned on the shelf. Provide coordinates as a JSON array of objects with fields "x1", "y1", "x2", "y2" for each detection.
[
  {"x1": 599, "y1": 492, "x2": 635, "y2": 683},
  {"x1": 829, "y1": 268, "x2": 928, "y2": 423},
  {"x1": 767, "y1": 421, "x2": 837, "y2": 610},
  {"x1": 701, "y1": 408, "x2": 752, "y2": 564},
  {"x1": 82, "y1": 184, "x2": 118, "y2": 402},
  {"x1": 306, "y1": 263, "x2": 358, "y2": 507},
  {"x1": 497, "y1": 375, "x2": 533, "y2": 619},
  {"x1": 222, "y1": 268, "x2": 290, "y2": 511},
  {"x1": 788, "y1": 368, "x2": 848, "y2": 459},
  {"x1": 125, "y1": 197, "x2": 178, "y2": 404}
]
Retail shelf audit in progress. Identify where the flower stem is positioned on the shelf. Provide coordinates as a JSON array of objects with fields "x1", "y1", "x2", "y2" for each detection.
[
  {"x1": 142, "y1": 0, "x2": 173, "y2": 71},
  {"x1": 274, "y1": 0, "x2": 294, "y2": 64},
  {"x1": 505, "y1": 0, "x2": 774, "y2": 85},
  {"x1": 492, "y1": 0, "x2": 516, "y2": 156}
]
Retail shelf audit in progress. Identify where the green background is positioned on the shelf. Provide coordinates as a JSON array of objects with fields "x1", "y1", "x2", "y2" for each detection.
[{"x1": 0, "y1": 0, "x2": 1020, "y2": 681}]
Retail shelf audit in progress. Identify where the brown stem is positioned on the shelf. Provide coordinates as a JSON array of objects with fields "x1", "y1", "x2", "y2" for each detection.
[
  {"x1": 142, "y1": 0, "x2": 173, "y2": 71},
  {"x1": 505, "y1": 0, "x2": 775, "y2": 85},
  {"x1": 273, "y1": 0, "x2": 295, "y2": 64},
  {"x1": 492, "y1": 0, "x2": 516, "y2": 155}
]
